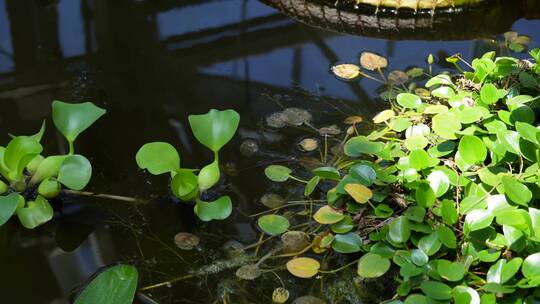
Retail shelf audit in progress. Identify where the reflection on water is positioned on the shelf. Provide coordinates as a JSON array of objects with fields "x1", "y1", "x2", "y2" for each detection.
[{"x1": 0, "y1": 0, "x2": 539, "y2": 303}]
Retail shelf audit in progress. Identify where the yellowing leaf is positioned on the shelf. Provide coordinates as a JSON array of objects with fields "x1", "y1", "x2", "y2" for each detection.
[
  {"x1": 360, "y1": 52, "x2": 388, "y2": 71},
  {"x1": 331, "y1": 64, "x2": 361, "y2": 79},
  {"x1": 313, "y1": 205, "x2": 345, "y2": 224},
  {"x1": 345, "y1": 184, "x2": 373, "y2": 204},
  {"x1": 286, "y1": 257, "x2": 320, "y2": 278},
  {"x1": 372, "y1": 110, "x2": 395, "y2": 124}
]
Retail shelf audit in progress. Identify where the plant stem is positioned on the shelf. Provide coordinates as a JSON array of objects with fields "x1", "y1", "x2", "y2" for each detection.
[{"x1": 62, "y1": 189, "x2": 148, "y2": 204}]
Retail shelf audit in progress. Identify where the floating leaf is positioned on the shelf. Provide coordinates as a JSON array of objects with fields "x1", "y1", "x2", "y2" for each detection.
[
  {"x1": 357, "y1": 253, "x2": 390, "y2": 278},
  {"x1": 331, "y1": 64, "x2": 360, "y2": 79},
  {"x1": 331, "y1": 233, "x2": 362, "y2": 253},
  {"x1": 265, "y1": 165, "x2": 292, "y2": 182},
  {"x1": 313, "y1": 206, "x2": 344, "y2": 224},
  {"x1": 313, "y1": 167, "x2": 340, "y2": 181},
  {"x1": 136, "y1": 142, "x2": 180, "y2": 175},
  {"x1": 57, "y1": 155, "x2": 92, "y2": 190},
  {"x1": 281, "y1": 231, "x2": 310, "y2": 253},
  {"x1": 298, "y1": 138, "x2": 319, "y2": 152},
  {"x1": 174, "y1": 232, "x2": 200, "y2": 250},
  {"x1": 359, "y1": 52, "x2": 388, "y2": 71},
  {"x1": 372, "y1": 110, "x2": 395, "y2": 124},
  {"x1": 258, "y1": 214, "x2": 290, "y2": 235},
  {"x1": 344, "y1": 136, "x2": 384, "y2": 157},
  {"x1": 193, "y1": 196, "x2": 232, "y2": 222},
  {"x1": 52, "y1": 101, "x2": 106, "y2": 147},
  {"x1": 272, "y1": 287, "x2": 290, "y2": 304},
  {"x1": 188, "y1": 109, "x2": 240, "y2": 152},
  {"x1": 74, "y1": 265, "x2": 138, "y2": 304},
  {"x1": 286, "y1": 257, "x2": 320, "y2": 278},
  {"x1": 236, "y1": 265, "x2": 261, "y2": 280},
  {"x1": 260, "y1": 193, "x2": 285, "y2": 209},
  {"x1": 397, "y1": 93, "x2": 421, "y2": 109},
  {"x1": 304, "y1": 176, "x2": 320, "y2": 197},
  {"x1": 344, "y1": 184, "x2": 372, "y2": 204}
]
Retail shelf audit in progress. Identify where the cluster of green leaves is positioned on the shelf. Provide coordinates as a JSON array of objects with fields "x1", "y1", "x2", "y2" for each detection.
[
  {"x1": 263, "y1": 49, "x2": 540, "y2": 303},
  {"x1": 0, "y1": 101, "x2": 105, "y2": 229},
  {"x1": 136, "y1": 109, "x2": 240, "y2": 222}
]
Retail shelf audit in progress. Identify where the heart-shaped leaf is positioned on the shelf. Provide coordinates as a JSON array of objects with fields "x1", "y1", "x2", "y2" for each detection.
[
  {"x1": 52, "y1": 101, "x2": 106, "y2": 147},
  {"x1": 188, "y1": 109, "x2": 240, "y2": 152},
  {"x1": 136, "y1": 142, "x2": 180, "y2": 175},
  {"x1": 193, "y1": 196, "x2": 232, "y2": 221}
]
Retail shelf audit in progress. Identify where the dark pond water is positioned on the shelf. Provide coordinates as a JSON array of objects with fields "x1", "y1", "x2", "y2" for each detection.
[{"x1": 0, "y1": 0, "x2": 539, "y2": 303}]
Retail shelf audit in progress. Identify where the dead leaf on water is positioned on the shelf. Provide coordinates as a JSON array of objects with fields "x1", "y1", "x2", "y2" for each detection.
[
  {"x1": 281, "y1": 231, "x2": 310, "y2": 253},
  {"x1": 282, "y1": 108, "x2": 312, "y2": 126},
  {"x1": 298, "y1": 138, "x2": 319, "y2": 152},
  {"x1": 388, "y1": 70, "x2": 409, "y2": 85},
  {"x1": 272, "y1": 287, "x2": 290, "y2": 304},
  {"x1": 344, "y1": 116, "x2": 363, "y2": 125},
  {"x1": 360, "y1": 52, "x2": 388, "y2": 71},
  {"x1": 260, "y1": 193, "x2": 285, "y2": 209},
  {"x1": 318, "y1": 125, "x2": 341, "y2": 136},
  {"x1": 331, "y1": 64, "x2": 361, "y2": 80},
  {"x1": 174, "y1": 232, "x2": 200, "y2": 250},
  {"x1": 236, "y1": 264, "x2": 262, "y2": 280}
]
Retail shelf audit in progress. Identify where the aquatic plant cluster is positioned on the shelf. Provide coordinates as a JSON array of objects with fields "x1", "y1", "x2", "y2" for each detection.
[
  {"x1": 0, "y1": 101, "x2": 105, "y2": 229},
  {"x1": 261, "y1": 48, "x2": 540, "y2": 303}
]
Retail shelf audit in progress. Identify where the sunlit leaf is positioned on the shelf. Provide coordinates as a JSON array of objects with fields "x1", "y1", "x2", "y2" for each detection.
[
  {"x1": 331, "y1": 64, "x2": 361, "y2": 79},
  {"x1": 332, "y1": 232, "x2": 362, "y2": 253},
  {"x1": 313, "y1": 206, "x2": 344, "y2": 224},
  {"x1": 286, "y1": 257, "x2": 320, "y2": 278},
  {"x1": 258, "y1": 214, "x2": 290, "y2": 235},
  {"x1": 52, "y1": 101, "x2": 106, "y2": 147},
  {"x1": 357, "y1": 253, "x2": 390, "y2": 278},
  {"x1": 265, "y1": 165, "x2": 292, "y2": 182},
  {"x1": 57, "y1": 155, "x2": 92, "y2": 190},
  {"x1": 136, "y1": 142, "x2": 180, "y2": 175},
  {"x1": 359, "y1": 52, "x2": 388, "y2": 71},
  {"x1": 74, "y1": 264, "x2": 138, "y2": 304},
  {"x1": 188, "y1": 109, "x2": 240, "y2": 152},
  {"x1": 193, "y1": 196, "x2": 232, "y2": 221}
]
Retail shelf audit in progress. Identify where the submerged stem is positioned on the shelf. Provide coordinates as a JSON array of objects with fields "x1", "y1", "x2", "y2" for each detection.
[{"x1": 62, "y1": 189, "x2": 148, "y2": 204}]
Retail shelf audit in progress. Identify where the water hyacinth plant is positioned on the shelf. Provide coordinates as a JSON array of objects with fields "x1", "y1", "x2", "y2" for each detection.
[
  {"x1": 261, "y1": 48, "x2": 540, "y2": 302},
  {"x1": 136, "y1": 109, "x2": 240, "y2": 221},
  {"x1": 0, "y1": 101, "x2": 106, "y2": 229}
]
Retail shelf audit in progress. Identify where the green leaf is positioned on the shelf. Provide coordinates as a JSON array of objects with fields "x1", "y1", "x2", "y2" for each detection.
[
  {"x1": 331, "y1": 216, "x2": 354, "y2": 234},
  {"x1": 171, "y1": 169, "x2": 198, "y2": 200},
  {"x1": 441, "y1": 199, "x2": 458, "y2": 225},
  {"x1": 304, "y1": 176, "x2": 320, "y2": 196},
  {"x1": 197, "y1": 159, "x2": 220, "y2": 191},
  {"x1": 426, "y1": 74, "x2": 453, "y2": 87},
  {"x1": 332, "y1": 232, "x2": 362, "y2": 253},
  {"x1": 464, "y1": 209, "x2": 494, "y2": 233},
  {"x1": 418, "y1": 232, "x2": 441, "y2": 256},
  {"x1": 312, "y1": 167, "x2": 340, "y2": 181},
  {"x1": 0, "y1": 193, "x2": 24, "y2": 226},
  {"x1": 193, "y1": 196, "x2": 232, "y2": 221},
  {"x1": 373, "y1": 109, "x2": 395, "y2": 123},
  {"x1": 397, "y1": 93, "x2": 421, "y2": 109},
  {"x1": 264, "y1": 165, "x2": 292, "y2": 182},
  {"x1": 4, "y1": 136, "x2": 43, "y2": 178},
  {"x1": 30, "y1": 155, "x2": 67, "y2": 184},
  {"x1": 501, "y1": 176, "x2": 532, "y2": 206},
  {"x1": 349, "y1": 164, "x2": 376, "y2": 186},
  {"x1": 515, "y1": 122, "x2": 539, "y2": 144},
  {"x1": 410, "y1": 249, "x2": 429, "y2": 266},
  {"x1": 427, "y1": 170, "x2": 450, "y2": 197},
  {"x1": 452, "y1": 286, "x2": 480, "y2": 304},
  {"x1": 409, "y1": 149, "x2": 431, "y2": 171},
  {"x1": 487, "y1": 258, "x2": 522, "y2": 284},
  {"x1": 437, "y1": 260, "x2": 466, "y2": 281},
  {"x1": 74, "y1": 264, "x2": 138, "y2": 304},
  {"x1": 522, "y1": 252, "x2": 540, "y2": 280},
  {"x1": 420, "y1": 281, "x2": 452, "y2": 300},
  {"x1": 16, "y1": 196, "x2": 53, "y2": 229},
  {"x1": 510, "y1": 105, "x2": 535, "y2": 125},
  {"x1": 432, "y1": 86, "x2": 456, "y2": 99},
  {"x1": 388, "y1": 216, "x2": 410, "y2": 243},
  {"x1": 437, "y1": 225, "x2": 457, "y2": 249},
  {"x1": 135, "y1": 142, "x2": 180, "y2": 175},
  {"x1": 52, "y1": 101, "x2": 106, "y2": 146},
  {"x1": 480, "y1": 83, "x2": 500, "y2": 104},
  {"x1": 458, "y1": 135, "x2": 487, "y2": 165},
  {"x1": 432, "y1": 113, "x2": 461, "y2": 139},
  {"x1": 57, "y1": 155, "x2": 92, "y2": 190},
  {"x1": 416, "y1": 182, "x2": 436, "y2": 208},
  {"x1": 344, "y1": 136, "x2": 384, "y2": 157},
  {"x1": 373, "y1": 204, "x2": 393, "y2": 218},
  {"x1": 257, "y1": 215, "x2": 290, "y2": 235},
  {"x1": 357, "y1": 253, "x2": 390, "y2": 278},
  {"x1": 188, "y1": 109, "x2": 240, "y2": 152}
]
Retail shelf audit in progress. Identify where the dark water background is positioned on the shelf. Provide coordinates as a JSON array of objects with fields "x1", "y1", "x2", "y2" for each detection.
[{"x1": 0, "y1": 0, "x2": 539, "y2": 303}]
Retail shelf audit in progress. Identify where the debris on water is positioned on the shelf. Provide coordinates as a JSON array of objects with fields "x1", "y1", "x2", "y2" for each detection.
[
  {"x1": 282, "y1": 108, "x2": 313, "y2": 126},
  {"x1": 331, "y1": 64, "x2": 361, "y2": 80},
  {"x1": 272, "y1": 287, "x2": 290, "y2": 304},
  {"x1": 281, "y1": 231, "x2": 310, "y2": 253},
  {"x1": 293, "y1": 296, "x2": 326, "y2": 304},
  {"x1": 387, "y1": 70, "x2": 409, "y2": 85},
  {"x1": 266, "y1": 112, "x2": 289, "y2": 128},
  {"x1": 298, "y1": 138, "x2": 319, "y2": 152},
  {"x1": 260, "y1": 193, "x2": 285, "y2": 209},
  {"x1": 174, "y1": 232, "x2": 200, "y2": 250},
  {"x1": 318, "y1": 125, "x2": 341, "y2": 136},
  {"x1": 222, "y1": 240, "x2": 246, "y2": 258},
  {"x1": 240, "y1": 139, "x2": 259, "y2": 156},
  {"x1": 414, "y1": 88, "x2": 431, "y2": 98},
  {"x1": 221, "y1": 162, "x2": 239, "y2": 176},
  {"x1": 235, "y1": 264, "x2": 262, "y2": 280},
  {"x1": 359, "y1": 52, "x2": 388, "y2": 71}
]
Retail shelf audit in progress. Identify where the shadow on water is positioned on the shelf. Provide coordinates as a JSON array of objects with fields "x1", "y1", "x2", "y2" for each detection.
[{"x1": 0, "y1": 0, "x2": 538, "y2": 303}]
